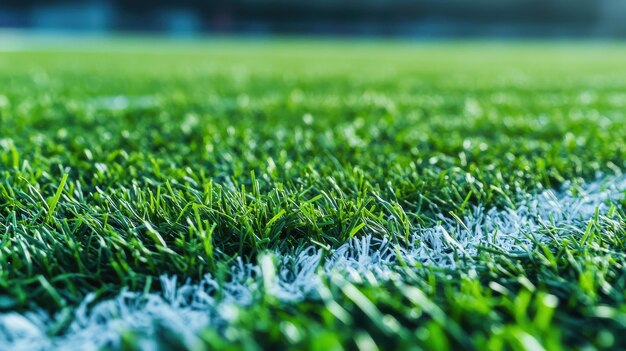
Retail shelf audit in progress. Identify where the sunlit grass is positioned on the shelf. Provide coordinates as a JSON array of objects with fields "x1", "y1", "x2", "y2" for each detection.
[{"x1": 1, "y1": 37, "x2": 626, "y2": 349}]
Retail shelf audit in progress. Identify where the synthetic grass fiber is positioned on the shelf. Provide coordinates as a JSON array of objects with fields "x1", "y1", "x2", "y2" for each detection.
[{"x1": 1, "y1": 36, "x2": 626, "y2": 350}]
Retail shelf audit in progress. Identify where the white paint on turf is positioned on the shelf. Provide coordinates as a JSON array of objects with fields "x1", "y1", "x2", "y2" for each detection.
[{"x1": 1, "y1": 175, "x2": 625, "y2": 350}]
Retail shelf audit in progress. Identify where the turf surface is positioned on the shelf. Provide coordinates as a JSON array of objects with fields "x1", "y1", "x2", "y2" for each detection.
[{"x1": 1, "y1": 37, "x2": 626, "y2": 349}]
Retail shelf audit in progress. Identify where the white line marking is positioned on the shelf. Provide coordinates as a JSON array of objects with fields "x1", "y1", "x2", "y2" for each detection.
[{"x1": 1, "y1": 174, "x2": 624, "y2": 350}]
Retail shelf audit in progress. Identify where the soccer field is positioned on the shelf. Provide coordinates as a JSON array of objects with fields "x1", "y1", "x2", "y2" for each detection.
[{"x1": 2, "y1": 37, "x2": 626, "y2": 350}]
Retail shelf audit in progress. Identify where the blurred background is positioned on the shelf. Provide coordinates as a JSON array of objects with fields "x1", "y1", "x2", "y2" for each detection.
[{"x1": 1, "y1": 0, "x2": 625, "y2": 38}]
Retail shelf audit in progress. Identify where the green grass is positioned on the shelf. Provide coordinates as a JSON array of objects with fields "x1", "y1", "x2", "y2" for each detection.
[{"x1": 2, "y1": 37, "x2": 626, "y2": 349}]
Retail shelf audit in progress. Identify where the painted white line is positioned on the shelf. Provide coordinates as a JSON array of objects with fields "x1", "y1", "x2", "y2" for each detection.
[{"x1": 1, "y1": 174, "x2": 624, "y2": 350}]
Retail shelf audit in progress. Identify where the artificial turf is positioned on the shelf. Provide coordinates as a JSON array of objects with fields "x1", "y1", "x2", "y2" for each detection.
[{"x1": 1, "y1": 37, "x2": 626, "y2": 349}]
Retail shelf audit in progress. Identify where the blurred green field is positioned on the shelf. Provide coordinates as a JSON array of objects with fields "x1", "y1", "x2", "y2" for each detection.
[{"x1": 2, "y1": 38, "x2": 626, "y2": 349}]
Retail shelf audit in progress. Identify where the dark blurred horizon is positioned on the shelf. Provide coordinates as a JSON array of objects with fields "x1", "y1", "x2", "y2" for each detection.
[{"x1": 1, "y1": 0, "x2": 626, "y2": 38}]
